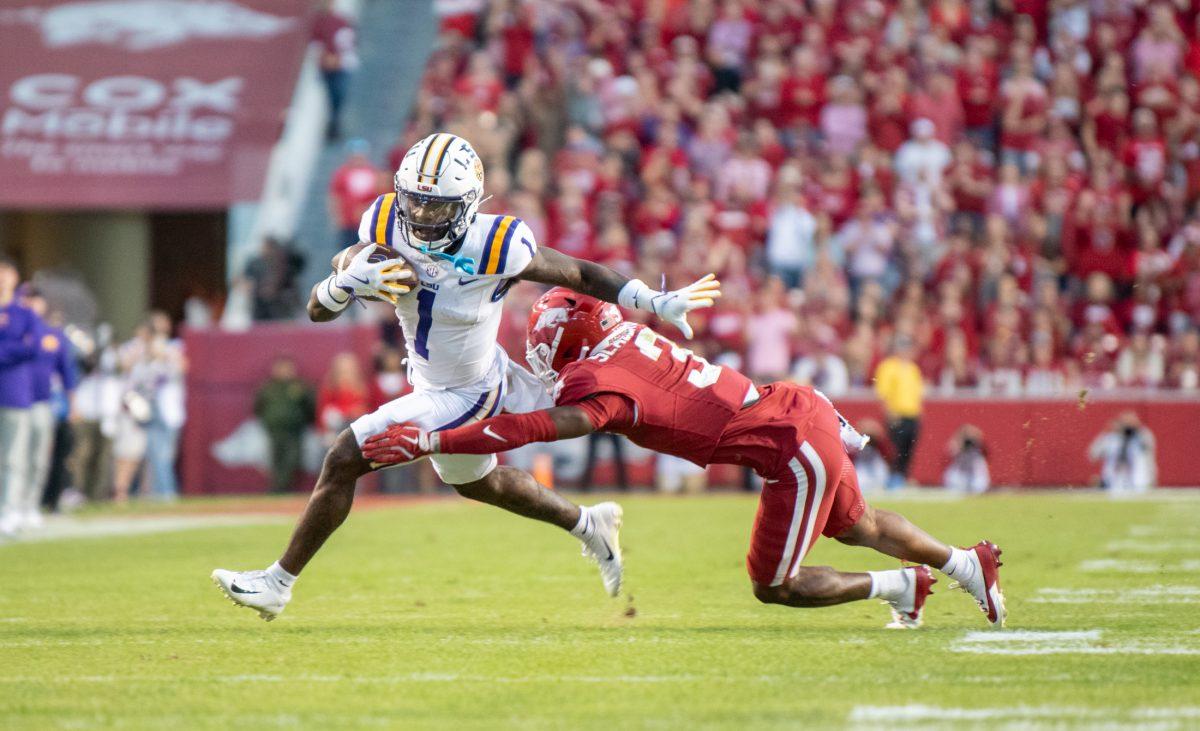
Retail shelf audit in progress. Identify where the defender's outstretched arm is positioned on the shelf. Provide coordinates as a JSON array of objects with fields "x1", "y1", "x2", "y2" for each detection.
[
  {"x1": 361, "y1": 406, "x2": 596, "y2": 465},
  {"x1": 521, "y1": 247, "x2": 721, "y2": 338}
]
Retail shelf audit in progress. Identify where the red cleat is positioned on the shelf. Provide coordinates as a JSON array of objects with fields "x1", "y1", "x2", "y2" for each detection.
[
  {"x1": 953, "y1": 541, "x2": 1007, "y2": 628},
  {"x1": 885, "y1": 565, "x2": 936, "y2": 629}
]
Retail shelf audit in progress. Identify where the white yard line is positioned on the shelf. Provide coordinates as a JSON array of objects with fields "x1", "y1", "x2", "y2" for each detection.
[
  {"x1": 950, "y1": 628, "x2": 1200, "y2": 655},
  {"x1": 849, "y1": 704, "x2": 1200, "y2": 730},
  {"x1": 1031, "y1": 586, "x2": 1200, "y2": 604},
  {"x1": 1104, "y1": 540, "x2": 1200, "y2": 553},
  {"x1": 1079, "y1": 559, "x2": 1200, "y2": 573},
  {"x1": 0, "y1": 514, "x2": 287, "y2": 546}
]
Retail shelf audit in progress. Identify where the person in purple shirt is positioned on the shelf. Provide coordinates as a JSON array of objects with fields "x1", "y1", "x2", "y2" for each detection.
[
  {"x1": 0, "y1": 256, "x2": 41, "y2": 537},
  {"x1": 21, "y1": 286, "x2": 79, "y2": 527}
]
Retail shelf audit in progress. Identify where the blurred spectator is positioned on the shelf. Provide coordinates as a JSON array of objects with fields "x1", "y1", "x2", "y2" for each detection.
[
  {"x1": 142, "y1": 312, "x2": 186, "y2": 501},
  {"x1": 791, "y1": 333, "x2": 850, "y2": 397},
  {"x1": 1115, "y1": 332, "x2": 1165, "y2": 388},
  {"x1": 764, "y1": 167, "x2": 818, "y2": 288},
  {"x1": 746, "y1": 278, "x2": 796, "y2": 382},
  {"x1": 1089, "y1": 412, "x2": 1157, "y2": 493},
  {"x1": 579, "y1": 432, "x2": 629, "y2": 492},
  {"x1": 369, "y1": 348, "x2": 411, "y2": 408},
  {"x1": 21, "y1": 287, "x2": 78, "y2": 523},
  {"x1": 894, "y1": 118, "x2": 952, "y2": 187},
  {"x1": 328, "y1": 140, "x2": 384, "y2": 248},
  {"x1": 255, "y1": 358, "x2": 316, "y2": 494},
  {"x1": 112, "y1": 325, "x2": 153, "y2": 504},
  {"x1": 874, "y1": 334, "x2": 924, "y2": 488},
  {"x1": 70, "y1": 332, "x2": 121, "y2": 503},
  {"x1": 317, "y1": 352, "x2": 368, "y2": 444},
  {"x1": 244, "y1": 238, "x2": 307, "y2": 321},
  {"x1": 312, "y1": 0, "x2": 359, "y2": 140},
  {"x1": 851, "y1": 418, "x2": 891, "y2": 493},
  {"x1": 943, "y1": 424, "x2": 991, "y2": 494},
  {"x1": 0, "y1": 256, "x2": 39, "y2": 535}
]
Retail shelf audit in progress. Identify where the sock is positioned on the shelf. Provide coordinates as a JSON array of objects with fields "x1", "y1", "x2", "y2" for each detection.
[
  {"x1": 569, "y1": 508, "x2": 594, "y2": 541},
  {"x1": 940, "y1": 547, "x2": 976, "y2": 583},
  {"x1": 266, "y1": 561, "x2": 297, "y2": 588},
  {"x1": 867, "y1": 569, "x2": 910, "y2": 601}
]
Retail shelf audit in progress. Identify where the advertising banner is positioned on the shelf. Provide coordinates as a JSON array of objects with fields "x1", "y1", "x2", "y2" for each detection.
[{"x1": 0, "y1": 0, "x2": 314, "y2": 209}]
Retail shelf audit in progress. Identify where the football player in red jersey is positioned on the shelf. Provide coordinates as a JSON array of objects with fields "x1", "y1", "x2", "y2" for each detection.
[{"x1": 364, "y1": 289, "x2": 1006, "y2": 628}]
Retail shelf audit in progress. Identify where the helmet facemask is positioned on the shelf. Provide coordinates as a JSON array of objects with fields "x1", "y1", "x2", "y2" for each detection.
[
  {"x1": 395, "y1": 187, "x2": 470, "y2": 250},
  {"x1": 525, "y1": 328, "x2": 564, "y2": 387}
]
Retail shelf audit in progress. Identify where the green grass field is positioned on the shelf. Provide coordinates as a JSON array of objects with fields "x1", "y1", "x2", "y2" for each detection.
[{"x1": 2, "y1": 492, "x2": 1199, "y2": 729}]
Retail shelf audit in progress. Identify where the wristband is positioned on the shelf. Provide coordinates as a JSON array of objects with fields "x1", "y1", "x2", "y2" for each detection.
[
  {"x1": 617, "y1": 279, "x2": 657, "y2": 312},
  {"x1": 428, "y1": 432, "x2": 441, "y2": 453},
  {"x1": 316, "y1": 274, "x2": 351, "y2": 312}
]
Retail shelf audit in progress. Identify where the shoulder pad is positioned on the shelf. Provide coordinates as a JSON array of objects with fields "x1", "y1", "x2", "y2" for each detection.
[
  {"x1": 357, "y1": 193, "x2": 398, "y2": 247},
  {"x1": 477, "y1": 215, "x2": 536, "y2": 277}
]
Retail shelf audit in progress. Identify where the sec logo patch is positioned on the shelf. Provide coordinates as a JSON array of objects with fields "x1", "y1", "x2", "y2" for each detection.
[{"x1": 41, "y1": 334, "x2": 60, "y2": 352}]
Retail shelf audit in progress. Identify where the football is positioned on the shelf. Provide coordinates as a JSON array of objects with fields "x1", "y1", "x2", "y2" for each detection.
[{"x1": 330, "y1": 242, "x2": 418, "y2": 303}]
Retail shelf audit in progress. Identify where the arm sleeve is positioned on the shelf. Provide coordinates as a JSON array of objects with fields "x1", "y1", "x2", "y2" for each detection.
[
  {"x1": 0, "y1": 310, "x2": 39, "y2": 367},
  {"x1": 437, "y1": 410, "x2": 560, "y2": 454}
]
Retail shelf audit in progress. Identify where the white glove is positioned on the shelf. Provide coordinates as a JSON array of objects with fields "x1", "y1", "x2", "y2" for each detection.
[
  {"x1": 335, "y1": 246, "x2": 413, "y2": 300},
  {"x1": 619, "y1": 274, "x2": 722, "y2": 339}
]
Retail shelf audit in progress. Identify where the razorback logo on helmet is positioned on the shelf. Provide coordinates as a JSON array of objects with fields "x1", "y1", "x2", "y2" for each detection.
[{"x1": 534, "y1": 307, "x2": 570, "y2": 332}]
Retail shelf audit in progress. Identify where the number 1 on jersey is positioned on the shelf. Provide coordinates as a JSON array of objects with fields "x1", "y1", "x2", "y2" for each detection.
[
  {"x1": 634, "y1": 328, "x2": 721, "y2": 389},
  {"x1": 415, "y1": 288, "x2": 436, "y2": 358}
]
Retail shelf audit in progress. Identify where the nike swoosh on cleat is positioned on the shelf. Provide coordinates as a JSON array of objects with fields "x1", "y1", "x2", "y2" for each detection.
[
  {"x1": 598, "y1": 538, "x2": 614, "y2": 562},
  {"x1": 229, "y1": 583, "x2": 260, "y2": 595}
]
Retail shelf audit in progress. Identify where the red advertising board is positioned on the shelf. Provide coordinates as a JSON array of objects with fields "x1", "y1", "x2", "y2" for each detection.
[
  {"x1": 181, "y1": 322, "x2": 380, "y2": 495},
  {"x1": 0, "y1": 0, "x2": 314, "y2": 209}
]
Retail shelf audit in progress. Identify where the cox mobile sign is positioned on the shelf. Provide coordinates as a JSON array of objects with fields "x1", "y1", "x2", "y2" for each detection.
[{"x1": 0, "y1": 0, "x2": 313, "y2": 209}]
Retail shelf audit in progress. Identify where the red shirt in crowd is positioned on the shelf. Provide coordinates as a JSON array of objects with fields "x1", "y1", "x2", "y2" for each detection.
[{"x1": 329, "y1": 160, "x2": 383, "y2": 229}]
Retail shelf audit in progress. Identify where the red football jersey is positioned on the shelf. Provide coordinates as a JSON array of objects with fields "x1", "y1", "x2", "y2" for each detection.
[{"x1": 554, "y1": 323, "x2": 755, "y2": 466}]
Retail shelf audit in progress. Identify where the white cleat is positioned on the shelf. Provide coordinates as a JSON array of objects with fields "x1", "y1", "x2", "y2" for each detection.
[
  {"x1": 950, "y1": 541, "x2": 1007, "y2": 628},
  {"x1": 579, "y1": 502, "x2": 623, "y2": 597},
  {"x1": 211, "y1": 569, "x2": 291, "y2": 621},
  {"x1": 0, "y1": 511, "x2": 19, "y2": 538},
  {"x1": 884, "y1": 566, "x2": 936, "y2": 629}
]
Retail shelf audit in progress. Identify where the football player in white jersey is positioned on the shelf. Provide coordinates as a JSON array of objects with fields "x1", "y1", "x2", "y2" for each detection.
[{"x1": 212, "y1": 132, "x2": 721, "y2": 620}]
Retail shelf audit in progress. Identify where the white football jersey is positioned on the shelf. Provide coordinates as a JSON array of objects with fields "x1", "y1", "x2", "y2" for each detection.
[{"x1": 358, "y1": 194, "x2": 538, "y2": 390}]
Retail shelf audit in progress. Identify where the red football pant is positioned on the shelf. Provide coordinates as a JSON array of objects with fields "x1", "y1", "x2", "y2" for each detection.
[{"x1": 745, "y1": 402, "x2": 866, "y2": 587}]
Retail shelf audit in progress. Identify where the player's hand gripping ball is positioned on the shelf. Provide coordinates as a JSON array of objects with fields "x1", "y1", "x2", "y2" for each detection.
[{"x1": 331, "y1": 243, "x2": 418, "y2": 305}]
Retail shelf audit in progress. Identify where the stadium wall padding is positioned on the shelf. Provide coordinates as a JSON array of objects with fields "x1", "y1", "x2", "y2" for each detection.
[{"x1": 181, "y1": 323, "x2": 380, "y2": 495}]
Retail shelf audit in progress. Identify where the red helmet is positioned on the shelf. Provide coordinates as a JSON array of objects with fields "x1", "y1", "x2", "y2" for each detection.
[{"x1": 525, "y1": 287, "x2": 624, "y2": 384}]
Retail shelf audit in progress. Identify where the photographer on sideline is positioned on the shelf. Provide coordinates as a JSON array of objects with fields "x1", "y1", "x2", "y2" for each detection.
[
  {"x1": 943, "y1": 424, "x2": 991, "y2": 494},
  {"x1": 1089, "y1": 412, "x2": 1157, "y2": 494}
]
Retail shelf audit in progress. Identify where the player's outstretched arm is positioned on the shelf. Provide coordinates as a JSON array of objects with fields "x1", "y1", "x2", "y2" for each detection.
[
  {"x1": 361, "y1": 407, "x2": 596, "y2": 464},
  {"x1": 520, "y1": 248, "x2": 721, "y2": 339}
]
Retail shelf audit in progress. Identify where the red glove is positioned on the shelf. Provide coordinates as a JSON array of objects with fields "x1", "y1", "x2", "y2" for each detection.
[{"x1": 361, "y1": 423, "x2": 438, "y2": 465}]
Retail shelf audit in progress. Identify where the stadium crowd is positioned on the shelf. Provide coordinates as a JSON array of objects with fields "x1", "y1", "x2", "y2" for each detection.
[{"x1": 344, "y1": 0, "x2": 1200, "y2": 397}]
